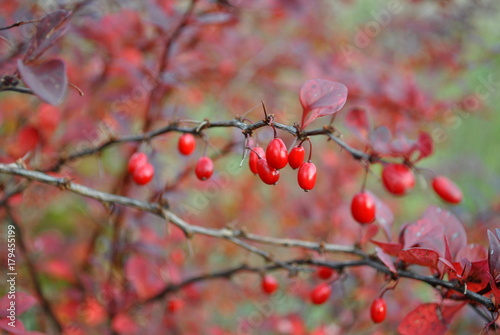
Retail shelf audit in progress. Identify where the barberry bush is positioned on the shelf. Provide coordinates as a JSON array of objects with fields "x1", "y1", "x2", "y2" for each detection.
[{"x1": 0, "y1": 1, "x2": 499, "y2": 334}]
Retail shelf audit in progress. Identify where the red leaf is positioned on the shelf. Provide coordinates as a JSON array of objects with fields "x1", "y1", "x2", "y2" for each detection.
[
  {"x1": 0, "y1": 319, "x2": 26, "y2": 335},
  {"x1": 397, "y1": 302, "x2": 464, "y2": 335},
  {"x1": 399, "y1": 248, "x2": 440, "y2": 268},
  {"x1": 412, "y1": 131, "x2": 434, "y2": 162},
  {"x1": 376, "y1": 247, "x2": 397, "y2": 274},
  {"x1": 17, "y1": 59, "x2": 68, "y2": 105},
  {"x1": 371, "y1": 240, "x2": 402, "y2": 257},
  {"x1": 125, "y1": 255, "x2": 165, "y2": 300},
  {"x1": 111, "y1": 313, "x2": 139, "y2": 335},
  {"x1": 369, "y1": 191, "x2": 394, "y2": 241},
  {"x1": 25, "y1": 10, "x2": 72, "y2": 63},
  {"x1": 360, "y1": 222, "x2": 379, "y2": 245},
  {"x1": 344, "y1": 107, "x2": 371, "y2": 142},
  {"x1": 299, "y1": 79, "x2": 348, "y2": 129},
  {"x1": 488, "y1": 229, "x2": 500, "y2": 282}
]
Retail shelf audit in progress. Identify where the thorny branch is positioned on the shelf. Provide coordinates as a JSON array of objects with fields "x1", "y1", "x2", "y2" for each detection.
[{"x1": 0, "y1": 162, "x2": 496, "y2": 312}]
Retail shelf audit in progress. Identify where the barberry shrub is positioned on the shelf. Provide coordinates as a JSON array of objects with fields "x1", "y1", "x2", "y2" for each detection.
[{"x1": 0, "y1": 1, "x2": 499, "y2": 335}]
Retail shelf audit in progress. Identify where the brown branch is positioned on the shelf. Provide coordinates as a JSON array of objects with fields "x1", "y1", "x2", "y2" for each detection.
[
  {"x1": 42, "y1": 119, "x2": 373, "y2": 172},
  {"x1": 0, "y1": 163, "x2": 496, "y2": 313}
]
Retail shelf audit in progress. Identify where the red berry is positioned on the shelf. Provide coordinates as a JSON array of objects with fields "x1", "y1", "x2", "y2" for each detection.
[
  {"x1": 128, "y1": 152, "x2": 148, "y2": 173},
  {"x1": 381, "y1": 163, "x2": 415, "y2": 195},
  {"x1": 310, "y1": 283, "x2": 331, "y2": 305},
  {"x1": 249, "y1": 147, "x2": 265, "y2": 175},
  {"x1": 370, "y1": 297, "x2": 387, "y2": 323},
  {"x1": 298, "y1": 162, "x2": 317, "y2": 191},
  {"x1": 195, "y1": 156, "x2": 214, "y2": 181},
  {"x1": 351, "y1": 192, "x2": 376, "y2": 224},
  {"x1": 432, "y1": 176, "x2": 462, "y2": 204},
  {"x1": 167, "y1": 298, "x2": 184, "y2": 313},
  {"x1": 132, "y1": 162, "x2": 154, "y2": 185},
  {"x1": 261, "y1": 275, "x2": 279, "y2": 294},
  {"x1": 289, "y1": 145, "x2": 305, "y2": 170},
  {"x1": 316, "y1": 266, "x2": 334, "y2": 280},
  {"x1": 257, "y1": 159, "x2": 280, "y2": 185},
  {"x1": 266, "y1": 138, "x2": 288, "y2": 169},
  {"x1": 178, "y1": 133, "x2": 196, "y2": 155}
]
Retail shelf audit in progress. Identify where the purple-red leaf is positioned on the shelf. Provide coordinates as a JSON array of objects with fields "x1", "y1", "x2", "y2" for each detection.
[
  {"x1": 299, "y1": 79, "x2": 348, "y2": 129},
  {"x1": 25, "y1": 10, "x2": 72, "y2": 63},
  {"x1": 370, "y1": 126, "x2": 392, "y2": 155},
  {"x1": 375, "y1": 247, "x2": 397, "y2": 274},
  {"x1": 398, "y1": 302, "x2": 464, "y2": 335},
  {"x1": 17, "y1": 59, "x2": 68, "y2": 105},
  {"x1": 488, "y1": 229, "x2": 500, "y2": 282},
  {"x1": 370, "y1": 240, "x2": 402, "y2": 257},
  {"x1": 344, "y1": 107, "x2": 371, "y2": 142},
  {"x1": 400, "y1": 248, "x2": 440, "y2": 268}
]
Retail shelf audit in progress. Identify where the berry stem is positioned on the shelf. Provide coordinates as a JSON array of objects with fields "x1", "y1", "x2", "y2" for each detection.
[{"x1": 306, "y1": 137, "x2": 313, "y2": 162}]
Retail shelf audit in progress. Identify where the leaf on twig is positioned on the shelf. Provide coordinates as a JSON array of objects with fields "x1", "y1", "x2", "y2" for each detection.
[
  {"x1": 17, "y1": 59, "x2": 68, "y2": 105},
  {"x1": 299, "y1": 79, "x2": 348, "y2": 129}
]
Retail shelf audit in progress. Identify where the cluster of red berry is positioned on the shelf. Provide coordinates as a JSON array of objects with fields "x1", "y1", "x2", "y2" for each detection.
[
  {"x1": 350, "y1": 163, "x2": 463, "y2": 226},
  {"x1": 128, "y1": 152, "x2": 154, "y2": 185},
  {"x1": 249, "y1": 137, "x2": 317, "y2": 191}
]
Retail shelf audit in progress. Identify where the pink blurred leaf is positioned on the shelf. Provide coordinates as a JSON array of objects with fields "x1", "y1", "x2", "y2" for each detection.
[
  {"x1": 399, "y1": 248, "x2": 440, "y2": 268},
  {"x1": 299, "y1": 79, "x2": 348, "y2": 128},
  {"x1": 375, "y1": 247, "x2": 397, "y2": 274},
  {"x1": 344, "y1": 107, "x2": 371, "y2": 141},
  {"x1": 398, "y1": 302, "x2": 464, "y2": 335},
  {"x1": 488, "y1": 229, "x2": 500, "y2": 282},
  {"x1": 125, "y1": 255, "x2": 165, "y2": 300},
  {"x1": 25, "y1": 10, "x2": 72, "y2": 63},
  {"x1": 0, "y1": 292, "x2": 37, "y2": 318},
  {"x1": 0, "y1": 319, "x2": 26, "y2": 335},
  {"x1": 369, "y1": 191, "x2": 394, "y2": 241},
  {"x1": 456, "y1": 244, "x2": 487, "y2": 262},
  {"x1": 370, "y1": 126, "x2": 392, "y2": 155},
  {"x1": 112, "y1": 313, "x2": 139, "y2": 335},
  {"x1": 360, "y1": 223, "x2": 379, "y2": 245},
  {"x1": 412, "y1": 131, "x2": 434, "y2": 161},
  {"x1": 371, "y1": 240, "x2": 402, "y2": 257},
  {"x1": 17, "y1": 59, "x2": 68, "y2": 105}
]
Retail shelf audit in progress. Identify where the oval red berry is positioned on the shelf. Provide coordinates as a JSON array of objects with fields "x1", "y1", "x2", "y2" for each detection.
[
  {"x1": 195, "y1": 156, "x2": 214, "y2": 181},
  {"x1": 370, "y1": 297, "x2": 387, "y2": 323},
  {"x1": 249, "y1": 147, "x2": 265, "y2": 175},
  {"x1": 432, "y1": 176, "x2": 462, "y2": 204},
  {"x1": 381, "y1": 163, "x2": 415, "y2": 195},
  {"x1": 351, "y1": 192, "x2": 376, "y2": 224},
  {"x1": 266, "y1": 138, "x2": 288, "y2": 169},
  {"x1": 128, "y1": 152, "x2": 148, "y2": 173},
  {"x1": 289, "y1": 145, "x2": 305, "y2": 170},
  {"x1": 310, "y1": 283, "x2": 331, "y2": 305},
  {"x1": 261, "y1": 275, "x2": 279, "y2": 294},
  {"x1": 132, "y1": 162, "x2": 154, "y2": 185},
  {"x1": 298, "y1": 162, "x2": 317, "y2": 191},
  {"x1": 178, "y1": 133, "x2": 196, "y2": 156},
  {"x1": 257, "y1": 159, "x2": 280, "y2": 185},
  {"x1": 316, "y1": 266, "x2": 334, "y2": 280}
]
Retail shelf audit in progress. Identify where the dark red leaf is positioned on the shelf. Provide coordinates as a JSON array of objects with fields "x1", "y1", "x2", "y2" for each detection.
[
  {"x1": 400, "y1": 248, "x2": 440, "y2": 268},
  {"x1": 398, "y1": 302, "x2": 464, "y2": 335},
  {"x1": 401, "y1": 206, "x2": 466, "y2": 261},
  {"x1": 376, "y1": 247, "x2": 397, "y2": 274},
  {"x1": 299, "y1": 79, "x2": 348, "y2": 128},
  {"x1": 17, "y1": 59, "x2": 68, "y2": 105},
  {"x1": 25, "y1": 10, "x2": 72, "y2": 63},
  {"x1": 370, "y1": 240, "x2": 403, "y2": 257},
  {"x1": 488, "y1": 229, "x2": 500, "y2": 282},
  {"x1": 344, "y1": 107, "x2": 371, "y2": 142}
]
